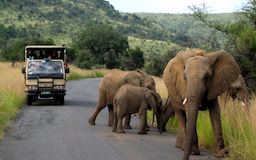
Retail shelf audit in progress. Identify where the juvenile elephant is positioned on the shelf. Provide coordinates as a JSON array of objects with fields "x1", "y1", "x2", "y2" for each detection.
[
  {"x1": 88, "y1": 69, "x2": 156, "y2": 126},
  {"x1": 112, "y1": 84, "x2": 163, "y2": 134},
  {"x1": 163, "y1": 49, "x2": 240, "y2": 160}
]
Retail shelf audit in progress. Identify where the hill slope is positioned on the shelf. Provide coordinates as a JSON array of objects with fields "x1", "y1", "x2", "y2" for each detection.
[{"x1": 0, "y1": 0, "x2": 174, "y2": 45}]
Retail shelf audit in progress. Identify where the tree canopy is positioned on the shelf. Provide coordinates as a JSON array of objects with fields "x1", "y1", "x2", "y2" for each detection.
[
  {"x1": 74, "y1": 24, "x2": 129, "y2": 69},
  {"x1": 189, "y1": 0, "x2": 256, "y2": 90}
]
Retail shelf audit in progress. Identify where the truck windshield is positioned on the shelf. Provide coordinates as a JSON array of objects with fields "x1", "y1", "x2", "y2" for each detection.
[{"x1": 28, "y1": 61, "x2": 63, "y2": 75}]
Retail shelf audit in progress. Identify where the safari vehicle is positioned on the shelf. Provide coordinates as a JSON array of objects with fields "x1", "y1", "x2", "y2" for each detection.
[{"x1": 22, "y1": 45, "x2": 70, "y2": 105}]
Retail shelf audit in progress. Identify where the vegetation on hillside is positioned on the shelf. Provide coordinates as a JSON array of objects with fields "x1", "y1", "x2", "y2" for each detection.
[{"x1": 0, "y1": 0, "x2": 175, "y2": 46}]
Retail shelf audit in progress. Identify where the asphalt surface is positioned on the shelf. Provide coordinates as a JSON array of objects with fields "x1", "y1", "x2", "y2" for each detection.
[{"x1": 0, "y1": 78, "x2": 220, "y2": 160}]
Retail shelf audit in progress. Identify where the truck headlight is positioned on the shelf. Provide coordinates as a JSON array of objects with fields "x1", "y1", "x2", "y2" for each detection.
[
  {"x1": 27, "y1": 86, "x2": 36, "y2": 90},
  {"x1": 56, "y1": 85, "x2": 65, "y2": 89}
]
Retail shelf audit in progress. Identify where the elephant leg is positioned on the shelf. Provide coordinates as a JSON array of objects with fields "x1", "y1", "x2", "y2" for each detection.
[
  {"x1": 108, "y1": 104, "x2": 114, "y2": 126},
  {"x1": 175, "y1": 109, "x2": 187, "y2": 149},
  {"x1": 116, "y1": 114, "x2": 125, "y2": 133},
  {"x1": 112, "y1": 115, "x2": 117, "y2": 132},
  {"x1": 88, "y1": 94, "x2": 106, "y2": 125},
  {"x1": 209, "y1": 99, "x2": 226, "y2": 157},
  {"x1": 138, "y1": 111, "x2": 147, "y2": 134},
  {"x1": 123, "y1": 114, "x2": 132, "y2": 129},
  {"x1": 162, "y1": 106, "x2": 175, "y2": 132}
]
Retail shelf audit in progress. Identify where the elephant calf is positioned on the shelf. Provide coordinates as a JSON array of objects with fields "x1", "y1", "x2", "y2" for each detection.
[{"x1": 112, "y1": 84, "x2": 163, "y2": 134}]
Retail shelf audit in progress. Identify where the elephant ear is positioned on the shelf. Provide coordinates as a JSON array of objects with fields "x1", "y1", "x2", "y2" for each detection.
[
  {"x1": 206, "y1": 50, "x2": 241, "y2": 100},
  {"x1": 124, "y1": 71, "x2": 142, "y2": 86},
  {"x1": 165, "y1": 51, "x2": 193, "y2": 99}
]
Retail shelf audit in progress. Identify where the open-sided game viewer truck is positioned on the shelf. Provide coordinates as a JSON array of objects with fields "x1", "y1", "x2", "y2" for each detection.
[{"x1": 22, "y1": 45, "x2": 70, "y2": 105}]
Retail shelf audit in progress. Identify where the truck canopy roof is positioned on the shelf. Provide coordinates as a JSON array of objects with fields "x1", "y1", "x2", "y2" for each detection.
[{"x1": 25, "y1": 45, "x2": 65, "y2": 49}]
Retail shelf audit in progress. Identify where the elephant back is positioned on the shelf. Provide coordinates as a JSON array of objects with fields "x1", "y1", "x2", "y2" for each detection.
[{"x1": 99, "y1": 69, "x2": 131, "y2": 104}]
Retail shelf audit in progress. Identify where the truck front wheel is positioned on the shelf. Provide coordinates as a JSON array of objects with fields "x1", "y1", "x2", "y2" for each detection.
[
  {"x1": 27, "y1": 95, "x2": 34, "y2": 105},
  {"x1": 59, "y1": 96, "x2": 64, "y2": 105}
]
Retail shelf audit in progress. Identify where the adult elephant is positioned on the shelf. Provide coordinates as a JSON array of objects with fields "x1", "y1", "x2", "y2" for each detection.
[
  {"x1": 222, "y1": 75, "x2": 249, "y2": 110},
  {"x1": 88, "y1": 69, "x2": 156, "y2": 126},
  {"x1": 163, "y1": 49, "x2": 240, "y2": 160},
  {"x1": 160, "y1": 75, "x2": 249, "y2": 132}
]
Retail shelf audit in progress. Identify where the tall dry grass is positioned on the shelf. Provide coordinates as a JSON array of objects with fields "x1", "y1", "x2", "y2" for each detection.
[
  {"x1": 219, "y1": 98, "x2": 256, "y2": 160},
  {"x1": 0, "y1": 62, "x2": 26, "y2": 139}
]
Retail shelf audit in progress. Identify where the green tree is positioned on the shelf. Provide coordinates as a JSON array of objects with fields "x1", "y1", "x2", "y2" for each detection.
[
  {"x1": 1, "y1": 38, "x2": 26, "y2": 66},
  {"x1": 74, "y1": 24, "x2": 129, "y2": 68},
  {"x1": 189, "y1": 1, "x2": 256, "y2": 90},
  {"x1": 75, "y1": 49, "x2": 94, "y2": 69},
  {"x1": 124, "y1": 47, "x2": 144, "y2": 70},
  {"x1": 1, "y1": 37, "x2": 55, "y2": 66},
  {"x1": 145, "y1": 47, "x2": 181, "y2": 77}
]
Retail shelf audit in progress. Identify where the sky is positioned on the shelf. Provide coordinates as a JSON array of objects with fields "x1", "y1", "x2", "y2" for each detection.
[{"x1": 106, "y1": 0, "x2": 246, "y2": 13}]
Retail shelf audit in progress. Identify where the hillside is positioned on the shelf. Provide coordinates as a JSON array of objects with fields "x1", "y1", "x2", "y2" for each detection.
[
  {"x1": 133, "y1": 13, "x2": 239, "y2": 48},
  {"x1": 0, "y1": 0, "x2": 240, "y2": 57},
  {"x1": 0, "y1": 0, "x2": 175, "y2": 46},
  {"x1": 134, "y1": 13, "x2": 238, "y2": 31}
]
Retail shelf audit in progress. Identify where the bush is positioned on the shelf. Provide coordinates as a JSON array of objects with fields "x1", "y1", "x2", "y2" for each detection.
[{"x1": 75, "y1": 49, "x2": 94, "y2": 69}]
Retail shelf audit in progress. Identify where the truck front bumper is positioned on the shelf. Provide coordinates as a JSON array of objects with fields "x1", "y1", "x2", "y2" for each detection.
[{"x1": 26, "y1": 89, "x2": 66, "y2": 98}]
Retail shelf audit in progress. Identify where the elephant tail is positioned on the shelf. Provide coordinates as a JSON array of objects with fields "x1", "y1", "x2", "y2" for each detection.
[{"x1": 113, "y1": 98, "x2": 117, "y2": 114}]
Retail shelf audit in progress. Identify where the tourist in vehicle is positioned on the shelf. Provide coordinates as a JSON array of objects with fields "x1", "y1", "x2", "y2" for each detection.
[{"x1": 28, "y1": 50, "x2": 37, "y2": 60}]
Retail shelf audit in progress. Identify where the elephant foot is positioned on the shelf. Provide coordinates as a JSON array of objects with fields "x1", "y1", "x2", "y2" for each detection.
[
  {"x1": 214, "y1": 148, "x2": 229, "y2": 158},
  {"x1": 88, "y1": 119, "x2": 95, "y2": 125},
  {"x1": 145, "y1": 126, "x2": 150, "y2": 131},
  {"x1": 191, "y1": 146, "x2": 200, "y2": 155},
  {"x1": 175, "y1": 144, "x2": 181, "y2": 149},
  {"x1": 108, "y1": 123, "x2": 113, "y2": 127},
  {"x1": 123, "y1": 124, "x2": 132, "y2": 129},
  {"x1": 158, "y1": 126, "x2": 166, "y2": 132},
  {"x1": 138, "y1": 131, "x2": 147, "y2": 134},
  {"x1": 116, "y1": 129, "x2": 125, "y2": 133},
  {"x1": 175, "y1": 137, "x2": 183, "y2": 149}
]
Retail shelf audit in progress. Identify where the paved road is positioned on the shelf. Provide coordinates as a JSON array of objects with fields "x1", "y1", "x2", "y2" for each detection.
[{"x1": 0, "y1": 78, "x2": 220, "y2": 160}]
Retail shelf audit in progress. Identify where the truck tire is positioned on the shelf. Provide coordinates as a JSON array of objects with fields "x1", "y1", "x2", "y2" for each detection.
[
  {"x1": 27, "y1": 95, "x2": 34, "y2": 105},
  {"x1": 59, "y1": 96, "x2": 64, "y2": 105}
]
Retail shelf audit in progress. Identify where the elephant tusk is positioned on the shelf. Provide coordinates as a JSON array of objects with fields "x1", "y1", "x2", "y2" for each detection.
[
  {"x1": 183, "y1": 98, "x2": 188, "y2": 105},
  {"x1": 241, "y1": 101, "x2": 245, "y2": 107}
]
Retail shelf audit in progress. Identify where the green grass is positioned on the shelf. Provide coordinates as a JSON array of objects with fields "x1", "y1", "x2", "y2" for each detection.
[
  {"x1": 196, "y1": 111, "x2": 215, "y2": 151},
  {"x1": 0, "y1": 89, "x2": 26, "y2": 137},
  {"x1": 221, "y1": 100, "x2": 256, "y2": 160},
  {"x1": 128, "y1": 36, "x2": 178, "y2": 58},
  {"x1": 66, "y1": 70, "x2": 106, "y2": 81}
]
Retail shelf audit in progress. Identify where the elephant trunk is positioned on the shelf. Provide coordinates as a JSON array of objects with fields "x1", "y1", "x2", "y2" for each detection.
[
  {"x1": 183, "y1": 79, "x2": 203, "y2": 160},
  {"x1": 156, "y1": 110, "x2": 163, "y2": 134},
  {"x1": 183, "y1": 99, "x2": 199, "y2": 160},
  {"x1": 156, "y1": 110, "x2": 164, "y2": 134},
  {"x1": 159, "y1": 110, "x2": 163, "y2": 134}
]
